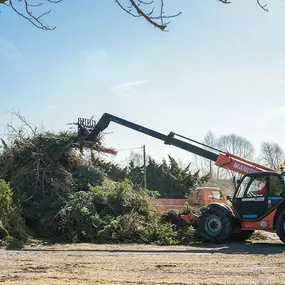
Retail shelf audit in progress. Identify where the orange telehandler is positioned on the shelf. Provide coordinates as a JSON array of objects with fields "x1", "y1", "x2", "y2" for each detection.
[{"x1": 77, "y1": 113, "x2": 285, "y2": 243}]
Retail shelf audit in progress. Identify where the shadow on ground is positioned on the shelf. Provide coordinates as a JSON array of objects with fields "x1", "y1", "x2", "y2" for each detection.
[{"x1": 7, "y1": 241, "x2": 285, "y2": 255}]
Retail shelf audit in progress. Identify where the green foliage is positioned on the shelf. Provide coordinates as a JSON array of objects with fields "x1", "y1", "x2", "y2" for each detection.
[
  {"x1": 0, "y1": 179, "x2": 14, "y2": 229},
  {"x1": 249, "y1": 231, "x2": 268, "y2": 241},
  {"x1": 58, "y1": 191, "x2": 108, "y2": 242},
  {"x1": 142, "y1": 213, "x2": 178, "y2": 245},
  {"x1": 58, "y1": 178, "x2": 154, "y2": 242},
  {"x1": 75, "y1": 165, "x2": 105, "y2": 191},
  {"x1": 56, "y1": 178, "x2": 199, "y2": 245},
  {"x1": 158, "y1": 209, "x2": 200, "y2": 244},
  {"x1": 0, "y1": 129, "x2": 116, "y2": 239},
  {"x1": 180, "y1": 201, "x2": 192, "y2": 215},
  {"x1": 92, "y1": 179, "x2": 154, "y2": 217},
  {"x1": 2, "y1": 235, "x2": 24, "y2": 249},
  {"x1": 160, "y1": 209, "x2": 184, "y2": 226},
  {"x1": 144, "y1": 189, "x2": 161, "y2": 198},
  {"x1": 0, "y1": 179, "x2": 26, "y2": 240},
  {"x1": 97, "y1": 212, "x2": 147, "y2": 243},
  {"x1": 91, "y1": 153, "x2": 209, "y2": 199},
  {"x1": 91, "y1": 154, "x2": 128, "y2": 182},
  {"x1": 143, "y1": 156, "x2": 210, "y2": 198}
]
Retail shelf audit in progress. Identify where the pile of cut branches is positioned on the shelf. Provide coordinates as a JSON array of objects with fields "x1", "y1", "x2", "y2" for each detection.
[
  {"x1": 0, "y1": 112, "x2": 198, "y2": 246},
  {"x1": 0, "y1": 112, "x2": 117, "y2": 238}
]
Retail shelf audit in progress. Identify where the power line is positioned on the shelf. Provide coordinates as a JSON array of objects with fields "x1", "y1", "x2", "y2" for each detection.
[
  {"x1": 113, "y1": 145, "x2": 147, "y2": 189},
  {"x1": 116, "y1": 146, "x2": 143, "y2": 152}
]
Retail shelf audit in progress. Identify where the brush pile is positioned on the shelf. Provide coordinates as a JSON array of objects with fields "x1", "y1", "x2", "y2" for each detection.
[
  {"x1": 0, "y1": 114, "x2": 197, "y2": 245},
  {"x1": 0, "y1": 127, "x2": 116, "y2": 237}
]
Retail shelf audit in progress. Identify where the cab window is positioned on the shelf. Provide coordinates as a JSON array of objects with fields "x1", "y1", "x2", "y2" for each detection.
[
  {"x1": 245, "y1": 177, "x2": 266, "y2": 197},
  {"x1": 269, "y1": 175, "x2": 285, "y2": 197},
  {"x1": 236, "y1": 175, "x2": 267, "y2": 198},
  {"x1": 209, "y1": 190, "x2": 222, "y2": 199}
]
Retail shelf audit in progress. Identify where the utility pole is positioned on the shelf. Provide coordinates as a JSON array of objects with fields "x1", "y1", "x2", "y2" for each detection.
[
  {"x1": 217, "y1": 167, "x2": 220, "y2": 179},
  {"x1": 143, "y1": 145, "x2": 147, "y2": 189}
]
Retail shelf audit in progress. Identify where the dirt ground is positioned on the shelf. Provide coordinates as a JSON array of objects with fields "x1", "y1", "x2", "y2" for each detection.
[{"x1": 1, "y1": 234, "x2": 285, "y2": 285}]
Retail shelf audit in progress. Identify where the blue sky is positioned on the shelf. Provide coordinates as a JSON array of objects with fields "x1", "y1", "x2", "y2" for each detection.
[{"x1": 1, "y1": 0, "x2": 285, "y2": 167}]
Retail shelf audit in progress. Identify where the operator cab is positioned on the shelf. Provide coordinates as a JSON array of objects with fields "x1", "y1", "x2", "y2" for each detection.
[{"x1": 232, "y1": 171, "x2": 285, "y2": 221}]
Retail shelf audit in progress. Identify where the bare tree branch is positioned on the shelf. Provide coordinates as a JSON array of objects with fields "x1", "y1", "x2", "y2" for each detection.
[
  {"x1": 216, "y1": 133, "x2": 255, "y2": 183},
  {"x1": 116, "y1": 0, "x2": 182, "y2": 31},
  {"x1": 260, "y1": 141, "x2": 284, "y2": 170},
  {"x1": 256, "y1": 0, "x2": 269, "y2": 12},
  {"x1": 5, "y1": 109, "x2": 39, "y2": 142},
  {"x1": 218, "y1": 0, "x2": 231, "y2": 3},
  {"x1": 2, "y1": 0, "x2": 63, "y2": 30},
  {"x1": 0, "y1": 0, "x2": 274, "y2": 32}
]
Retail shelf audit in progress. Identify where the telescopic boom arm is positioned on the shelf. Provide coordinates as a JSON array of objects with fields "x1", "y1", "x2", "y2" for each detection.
[{"x1": 77, "y1": 113, "x2": 275, "y2": 175}]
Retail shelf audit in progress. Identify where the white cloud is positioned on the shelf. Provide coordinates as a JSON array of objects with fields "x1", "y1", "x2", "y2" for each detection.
[
  {"x1": 110, "y1": 80, "x2": 152, "y2": 96},
  {"x1": 0, "y1": 37, "x2": 23, "y2": 61}
]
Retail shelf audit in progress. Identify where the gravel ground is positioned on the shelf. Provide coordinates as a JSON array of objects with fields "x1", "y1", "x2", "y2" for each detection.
[{"x1": 0, "y1": 236, "x2": 285, "y2": 285}]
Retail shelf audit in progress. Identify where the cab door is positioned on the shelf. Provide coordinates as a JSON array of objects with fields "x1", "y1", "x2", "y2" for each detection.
[
  {"x1": 267, "y1": 174, "x2": 285, "y2": 209},
  {"x1": 233, "y1": 174, "x2": 269, "y2": 220}
]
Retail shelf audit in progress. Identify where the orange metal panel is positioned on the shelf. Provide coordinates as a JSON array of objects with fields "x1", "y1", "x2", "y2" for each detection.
[
  {"x1": 215, "y1": 153, "x2": 275, "y2": 175},
  {"x1": 240, "y1": 209, "x2": 277, "y2": 231}
]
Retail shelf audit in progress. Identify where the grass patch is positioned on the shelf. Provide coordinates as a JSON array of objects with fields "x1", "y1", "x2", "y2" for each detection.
[{"x1": 249, "y1": 231, "x2": 268, "y2": 241}]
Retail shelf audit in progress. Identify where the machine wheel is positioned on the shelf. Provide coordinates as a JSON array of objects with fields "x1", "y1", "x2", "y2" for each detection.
[
  {"x1": 231, "y1": 230, "x2": 255, "y2": 241},
  {"x1": 276, "y1": 211, "x2": 285, "y2": 243},
  {"x1": 196, "y1": 205, "x2": 233, "y2": 242}
]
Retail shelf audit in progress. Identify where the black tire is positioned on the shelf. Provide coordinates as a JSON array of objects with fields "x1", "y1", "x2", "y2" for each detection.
[
  {"x1": 276, "y1": 211, "x2": 285, "y2": 243},
  {"x1": 196, "y1": 205, "x2": 233, "y2": 242},
  {"x1": 231, "y1": 230, "x2": 255, "y2": 241}
]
